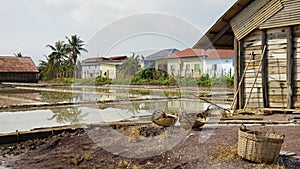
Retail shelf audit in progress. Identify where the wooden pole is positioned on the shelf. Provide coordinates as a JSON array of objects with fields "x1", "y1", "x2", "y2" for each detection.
[
  {"x1": 233, "y1": 37, "x2": 239, "y2": 110},
  {"x1": 243, "y1": 45, "x2": 266, "y2": 110},
  {"x1": 261, "y1": 30, "x2": 269, "y2": 108},
  {"x1": 287, "y1": 26, "x2": 294, "y2": 109},
  {"x1": 231, "y1": 55, "x2": 252, "y2": 109}
]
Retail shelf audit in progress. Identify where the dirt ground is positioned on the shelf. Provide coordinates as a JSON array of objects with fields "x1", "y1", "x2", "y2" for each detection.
[{"x1": 1, "y1": 124, "x2": 299, "y2": 169}]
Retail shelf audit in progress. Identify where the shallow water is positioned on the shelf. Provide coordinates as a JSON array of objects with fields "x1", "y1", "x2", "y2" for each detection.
[
  {"x1": 0, "y1": 100, "x2": 230, "y2": 134},
  {"x1": 0, "y1": 86, "x2": 231, "y2": 134}
]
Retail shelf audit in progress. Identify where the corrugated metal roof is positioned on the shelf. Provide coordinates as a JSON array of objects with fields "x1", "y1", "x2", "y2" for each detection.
[
  {"x1": 193, "y1": 0, "x2": 253, "y2": 49},
  {"x1": 0, "y1": 56, "x2": 39, "y2": 73},
  {"x1": 145, "y1": 48, "x2": 179, "y2": 60}
]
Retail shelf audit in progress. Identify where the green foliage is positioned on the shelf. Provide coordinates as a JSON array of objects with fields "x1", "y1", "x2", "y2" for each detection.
[
  {"x1": 197, "y1": 74, "x2": 211, "y2": 86},
  {"x1": 39, "y1": 35, "x2": 87, "y2": 81},
  {"x1": 95, "y1": 76, "x2": 112, "y2": 84},
  {"x1": 196, "y1": 74, "x2": 234, "y2": 86},
  {"x1": 226, "y1": 76, "x2": 234, "y2": 86},
  {"x1": 130, "y1": 68, "x2": 174, "y2": 86},
  {"x1": 118, "y1": 53, "x2": 142, "y2": 76}
]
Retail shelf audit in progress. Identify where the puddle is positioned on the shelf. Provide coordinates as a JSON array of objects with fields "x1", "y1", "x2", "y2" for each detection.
[{"x1": 0, "y1": 100, "x2": 229, "y2": 134}]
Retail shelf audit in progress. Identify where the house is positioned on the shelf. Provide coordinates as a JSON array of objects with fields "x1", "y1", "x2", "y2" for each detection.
[
  {"x1": 144, "y1": 48, "x2": 179, "y2": 71},
  {"x1": 0, "y1": 56, "x2": 39, "y2": 83},
  {"x1": 81, "y1": 57, "x2": 103, "y2": 79},
  {"x1": 164, "y1": 48, "x2": 205, "y2": 78},
  {"x1": 194, "y1": 0, "x2": 300, "y2": 109},
  {"x1": 204, "y1": 49, "x2": 234, "y2": 77},
  {"x1": 99, "y1": 56, "x2": 127, "y2": 79}
]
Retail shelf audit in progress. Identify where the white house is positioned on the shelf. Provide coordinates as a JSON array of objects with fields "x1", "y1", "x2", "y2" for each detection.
[
  {"x1": 81, "y1": 57, "x2": 103, "y2": 79},
  {"x1": 164, "y1": 48, "x2": 205, "y2": 78},
  {"x1": 163, "y1": 48, "x2": 234, "y2": 78},
  {"x1": 203, "y1": 49, "x2": 234, "y2": 77}
]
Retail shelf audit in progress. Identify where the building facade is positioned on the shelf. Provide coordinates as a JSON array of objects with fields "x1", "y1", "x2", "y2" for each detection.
[
  {"x1": 0, "y1": 56, "x2": 39, "y2": 83},
  {"x1": 81, "y1": 57, "x2": 102, "y2": 79},
  {"x1": 194, "y1": 0, "x2": 300, "y2": 109}
]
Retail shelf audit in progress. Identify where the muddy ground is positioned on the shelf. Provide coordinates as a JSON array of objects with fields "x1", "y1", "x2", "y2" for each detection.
[{"x1": 1, "y1": 124, "x2": 299, "y2": 169}]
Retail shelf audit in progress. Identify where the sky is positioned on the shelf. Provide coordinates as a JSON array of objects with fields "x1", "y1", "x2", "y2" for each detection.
[{"x1": 0, "y1": 0, "x2": 236, "y2": 65}]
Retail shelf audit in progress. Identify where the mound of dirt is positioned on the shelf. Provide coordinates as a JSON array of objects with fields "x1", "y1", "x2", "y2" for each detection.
[{"x1": 1, "y1": 125, "x2": 299, "y2": 169}]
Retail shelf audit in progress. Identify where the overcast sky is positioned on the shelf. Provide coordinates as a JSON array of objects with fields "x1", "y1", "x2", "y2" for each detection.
[{"x1": 0, "y1": 0, "x2": 236, "y2": 64}]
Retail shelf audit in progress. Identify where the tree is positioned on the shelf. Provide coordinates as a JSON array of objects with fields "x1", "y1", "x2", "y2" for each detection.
[
  {"x1": 65, "y1": 35, "x2": 88, "y2": 65},
  {"x1": 118, "y1": 52, "x2": 143, "y2": 76},
  {"x1": 46, "y1": 40, "x2": 68, "y2": 78}
]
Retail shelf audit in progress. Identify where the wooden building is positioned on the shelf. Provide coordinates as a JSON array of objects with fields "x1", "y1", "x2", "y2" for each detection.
[
  {"x1": 0, "y1": 56, "x2": 39, "y2": 83},
  {"x1": 194, "y1": 0, "x2": 300, "y2": 109}
]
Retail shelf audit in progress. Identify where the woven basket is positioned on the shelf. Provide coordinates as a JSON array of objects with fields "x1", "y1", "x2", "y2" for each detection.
[{"x1": 238, "y1": 127, "x2": 284, "y2": 163}]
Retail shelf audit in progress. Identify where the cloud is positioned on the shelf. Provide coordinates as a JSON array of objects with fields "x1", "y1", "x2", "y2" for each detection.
[{"x1": 0, "y1": 0, "x2": 236, "y2": 64}]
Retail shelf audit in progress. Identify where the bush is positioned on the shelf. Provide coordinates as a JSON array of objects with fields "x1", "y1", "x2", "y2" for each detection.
[
  {"x1": 95, "y1": 76, "x2": 112, "y2": 84},
  {"x1": 197, "y1": 74, "x2": 211, "y2": 86}
]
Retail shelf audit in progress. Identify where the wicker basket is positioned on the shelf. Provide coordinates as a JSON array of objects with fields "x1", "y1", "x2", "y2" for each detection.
[{"x1": 238, "y1": 127, "x2": 284, "y2": 163}]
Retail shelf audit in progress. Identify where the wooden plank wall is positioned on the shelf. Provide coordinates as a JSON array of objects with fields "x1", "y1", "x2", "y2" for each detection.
[
  {"x1": 267, "y1": 27, "x2": 288, "y2": 108},
  {"x1": 260, "y1": 0, "x2": 300, "y2": 29},
  {"x1": 293, "y1": 26, "x2": 300, "y2": 108},
  {"x1": 242, "y1": 30, "x2": 264, "y2": 109}
]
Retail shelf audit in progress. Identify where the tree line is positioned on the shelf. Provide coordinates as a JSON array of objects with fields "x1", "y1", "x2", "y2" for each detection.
[{"x1": 38, "y1": 35, "x2": 88, "y2": 80}]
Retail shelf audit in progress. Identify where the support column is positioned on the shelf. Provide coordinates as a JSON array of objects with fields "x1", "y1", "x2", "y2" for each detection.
[
  {"x1": 238, "y1": 41, "x2": 245, "y2": 109},
  {"x1": 234, "y1": 37, "x2": 239, "y2": 110},
  {"x1": 287, "y1": 26, "x2": 294, "y2": 109},
  {"x1": 261, "y1": 29, "x2": 269, "y2": 108}
]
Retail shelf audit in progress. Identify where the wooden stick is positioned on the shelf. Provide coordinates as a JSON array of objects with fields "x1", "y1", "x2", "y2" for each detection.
[
  {"x1": 230, "y1": 54, "x2": 253, "y2": 109},
  {"x1": 243, "y1": 45, "x2": 266, "y2": 110},
  {"x1": 191, "y1": 93, "x2": 230, "y2": 112}
]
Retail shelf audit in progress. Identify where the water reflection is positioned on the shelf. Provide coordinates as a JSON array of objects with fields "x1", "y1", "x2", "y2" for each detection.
[
  {"x1": 48, "y1": 107, "x2": 88, "y2": 125},
  {"x1": 0, "y1": 99, "x2": 228, "y2": 133}
]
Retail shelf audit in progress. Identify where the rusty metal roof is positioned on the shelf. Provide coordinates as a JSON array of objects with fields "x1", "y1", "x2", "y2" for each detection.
[
  {"x1": 193, "y1": 0, "x2": 253, "y2": 49},
  {"x1": 0, "y1": 56, "x2": 39, "y2": 73}
]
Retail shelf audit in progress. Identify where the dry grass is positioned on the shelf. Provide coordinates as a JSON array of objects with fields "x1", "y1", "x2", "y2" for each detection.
[
  {"x1": 209, "y1": 144, "x2": 239, "y2": 162},
  {"x1": 118, "y1": 160, "x2": 129, "y2": 168}
]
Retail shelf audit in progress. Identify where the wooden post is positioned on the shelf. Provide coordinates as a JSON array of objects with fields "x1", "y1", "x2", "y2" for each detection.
[
  {"x1": 287, "y1": 26, "x2": 294, "y2": 109},
  {"x1": 261, "y1": 30, "x2": 269, "y2": 108},
  {"x1": 238, "y1": 41, "x2": 245, "y2": 109},
  {"x1": 234, "y1": 37, "x2": 239, "y2": 110}
]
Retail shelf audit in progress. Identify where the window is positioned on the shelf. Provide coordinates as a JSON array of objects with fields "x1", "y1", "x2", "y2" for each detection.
[
  {"x1": 186, "y1": 64, "x2": 190, "y2": 71},
  {"x1": 171, "y1": 65, "x2": 176, "y2": 71},
  {"x1": 194, "y1": 64, "x2": 200, "y2": 71},
  {"x1": 212, "y1": 64, "x2": 217, "y2": 71}
]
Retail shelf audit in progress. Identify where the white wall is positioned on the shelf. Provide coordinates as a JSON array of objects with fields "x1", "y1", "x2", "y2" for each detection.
[
  {"x1": 204, "y1": 58, "x2": 234, "y2": 77},
  {"x1": 81, "y1": 63, "x2": 100, "y2": 79},
  {"x1": 167, "y1": 57, "x2": 204, "y2": 78}
]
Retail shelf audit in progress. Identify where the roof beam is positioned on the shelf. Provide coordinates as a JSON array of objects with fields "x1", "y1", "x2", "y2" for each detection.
[{"x1": 205, "y1": 23, "x2": 231, "y2": 49}]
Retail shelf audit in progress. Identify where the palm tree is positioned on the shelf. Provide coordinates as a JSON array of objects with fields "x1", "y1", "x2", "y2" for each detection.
[
  {"x1": 46, "y1": 40, "x2": 68, "y2": 78},
  {"x1": 118, "y1": 52, "x2": 142, "y2": 76},
  {"x1": 65, "y1": 35, "x2": 88, "y2": 65}
]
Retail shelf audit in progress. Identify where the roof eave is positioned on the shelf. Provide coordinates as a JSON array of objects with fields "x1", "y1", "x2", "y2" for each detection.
[{"x1": 193, "y1": 0, "x2": 253, "y2": 49}]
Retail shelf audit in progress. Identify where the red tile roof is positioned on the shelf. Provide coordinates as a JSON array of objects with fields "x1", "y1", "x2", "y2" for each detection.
[
  {"x1": 0, "y1": 57, "x2": 39, "y2": 73},
  {"x1": 205, "y1": 49, "x2": 234, "y2": 59},
  {"x1": 164, "y1": 48, "x2": 234, "y2": 59},
  {"x1": 164, "y1": 48, "x2": 205, "y2": 59}
]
